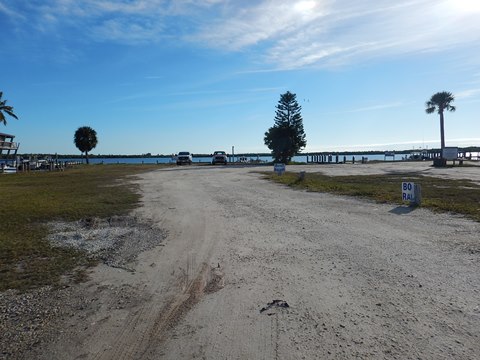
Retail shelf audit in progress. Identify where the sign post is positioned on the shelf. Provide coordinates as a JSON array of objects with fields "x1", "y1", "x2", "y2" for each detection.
[
  {"x1": 402, "y1": 181, "x2": 422, "y2": 206},
  {"x1": 442, "y1": 147, "x2": 458, "y2": 161},
  {"x1": 274, "y1": 163, "x2": 285, "y2": 175}
]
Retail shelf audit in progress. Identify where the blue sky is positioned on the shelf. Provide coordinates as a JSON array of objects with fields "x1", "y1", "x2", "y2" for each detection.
[{"x1": 1, "y1": 0, "x2": 480, "y2": 155}]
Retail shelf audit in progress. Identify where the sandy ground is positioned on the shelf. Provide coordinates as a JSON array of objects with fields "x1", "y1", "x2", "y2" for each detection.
[
  {"x1": 11, "y1": 161, "x2": 480, "y2": 359},
  {"x1": 291, "y1": 161, "x2": 480, "y2": 184}
]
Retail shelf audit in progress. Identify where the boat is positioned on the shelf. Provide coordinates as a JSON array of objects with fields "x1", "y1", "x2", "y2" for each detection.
[
  {"x1": 0, "y1": 132, "x2": 19, "y2": 174},
  {"x1": 0, "y1": 163, "x2": 17, "y2": 173},
  {"x1": 26, "y1": 158, "x2": 49, "y2": 170},
  {"x1": 384, "y1": 151, "x2": 396, "y2": 161},
  {"x1": 408, "y1": 150, "x2": 428, "y2": 161}
]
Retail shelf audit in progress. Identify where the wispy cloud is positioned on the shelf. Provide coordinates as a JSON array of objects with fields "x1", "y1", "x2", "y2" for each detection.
[
  {"x1": 322, "y1": 139, "x2": 439, "y2": 150},
  {"x1": 145, "y1": 75, "x2": 164, "y2": 80},
  {"x1": 190, "y1": 0, "x2": 327, "y2": 51},
  {"x1": 5, "y1": 0, "x2": 480, "y2": 68},
  {"x1": 455, "y1": 88, "x2": 480, "y2": 100},
  {"x1": 107, "y1": 85, "x2": 283, "y2": 104},
  {"x1": 312, "y1": 138, "x2": 480, "y2": 152},
  {"x1": 341, "y1": 102, "x2": 404, "y2": 113},
  {"x1": 8, "y1": 0, "x2": 220, "y2": 43},
  {"x1": 193, "y1": 0, "x2": 480, "y2": 69},
  {"x1": 0, "y1": 2, "x2": 25, "y2": 20}
]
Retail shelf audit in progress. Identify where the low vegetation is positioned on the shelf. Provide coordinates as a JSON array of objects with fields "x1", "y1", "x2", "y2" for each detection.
[
  {"x1": 264, "y1": 171, "x2": 480, "y2": 222},
  {"x1": 0, "y1": 164, "x2": 159, "y2": 292},
  {"x1": 4, "y1": 166, "x2": 478, "y2": 292}
]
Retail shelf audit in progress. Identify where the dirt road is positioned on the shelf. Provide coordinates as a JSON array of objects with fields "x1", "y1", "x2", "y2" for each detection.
[{"x1": 37, "y1": 163, "x2": 479, "y2": 359}]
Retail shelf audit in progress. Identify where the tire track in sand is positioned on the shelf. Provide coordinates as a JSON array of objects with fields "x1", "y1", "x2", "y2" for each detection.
[{"x1": 92, "y1": 262, "x2": 222, "y2": 360}]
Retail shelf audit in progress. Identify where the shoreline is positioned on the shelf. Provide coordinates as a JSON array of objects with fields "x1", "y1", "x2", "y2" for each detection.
[{"x1": 15, "y1": 145, "x2": 480, "y2": 159}]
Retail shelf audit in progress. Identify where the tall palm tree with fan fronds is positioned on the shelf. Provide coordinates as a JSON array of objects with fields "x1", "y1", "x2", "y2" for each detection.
[{"x1": 425, "y1": 91, "x2": 455, "y2": 152}]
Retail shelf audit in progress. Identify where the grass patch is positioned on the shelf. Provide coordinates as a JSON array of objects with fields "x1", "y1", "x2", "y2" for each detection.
[
  {"x1": 0, "y1": 164, "x2": 160, "y2": 292},
  {"x1": 263, "y1": 171, "x2": 480, "y2": 222}
]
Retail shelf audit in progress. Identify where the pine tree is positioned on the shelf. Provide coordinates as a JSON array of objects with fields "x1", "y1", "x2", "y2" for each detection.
[{"x1": 264, "y1": 91, "x2": 307, "y2": 163}]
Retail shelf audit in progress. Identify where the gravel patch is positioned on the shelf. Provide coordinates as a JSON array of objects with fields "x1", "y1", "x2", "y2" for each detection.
[
  {"x1": 0, "y1": 215, "x2": 166, "y2": 360},
  {"x1": 0, "y1": 286, "x2": 78, "y2": 360},
  {"x1": 48, "y1": 215, "x2": 167, "y2": 271}
]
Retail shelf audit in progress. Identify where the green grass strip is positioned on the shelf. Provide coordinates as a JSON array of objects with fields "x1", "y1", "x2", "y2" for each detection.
[
  {"x1": 0, "y1": 164, "x2": 160, "y2": 291},
  {"x1": 263, "y1": 171, "x2": 480, "y2": 222}
]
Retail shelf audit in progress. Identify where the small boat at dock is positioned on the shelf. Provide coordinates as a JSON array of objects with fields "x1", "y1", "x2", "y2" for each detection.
[{"x1": 0, "y1": 132, "x2": 19, "y2": 174}]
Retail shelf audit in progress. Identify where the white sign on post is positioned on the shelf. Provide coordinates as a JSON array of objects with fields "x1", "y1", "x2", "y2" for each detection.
[
  {"x1": 274, "y1": 163, "x2": 285, "y2": 175},
  {"x1": 402, "y1": 182, "x2": 415, "y2": 202},
  {"x1": 442, "y1": 147, "x2": 458, "y2": 161}
]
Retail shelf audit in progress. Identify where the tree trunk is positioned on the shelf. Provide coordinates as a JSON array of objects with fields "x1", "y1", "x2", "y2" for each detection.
[
  {"x1": 85, "y1": 151, "x2": 90, "y2": 164},
  {"x1": 439, "y1": 111, "x2": 445, "y2": 156}
]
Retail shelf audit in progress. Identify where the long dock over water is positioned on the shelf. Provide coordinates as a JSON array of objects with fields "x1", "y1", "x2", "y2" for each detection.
[{"x1": 305, "y1": 149, "x2": 477, "y2": 164}]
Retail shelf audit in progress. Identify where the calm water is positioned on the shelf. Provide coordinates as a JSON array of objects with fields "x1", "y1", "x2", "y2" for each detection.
[
  {"x1": 61, "y1": 152, "x2": 479, "y2": 165},
  {"x1": 62, "y1": 153, "x2": 409, "y2": 164}
]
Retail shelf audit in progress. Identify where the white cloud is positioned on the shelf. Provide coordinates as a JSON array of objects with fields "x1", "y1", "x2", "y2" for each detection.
[
  {"x1": 0, "y1": 1, "x2": 25, "y2": 20},
  {"x1": 310, "y1": 138, "x2": 480, "y2": 152},
  {"x1": 455, "y1": 88, "x2": 480, "y2": 100},
  {"x1": 192, "y1": 0, "x2": 480, "y2": 69},
  {"x1": 90, "y1": 17, "x2": 167, "y2": 43},
  {"x1": 321, "y1": 139, "x2": 439, "y2": 150},
  {"x1": 190, "y1": 1, "x2": 310, "y2": 48},
  {"x1": 343, "y1": 102, "x2": 404, "y2": 113},
  {"x1": 109, "y1": 85, "x2": 284, "y2": 104},
  {"x1": 6, "y1": 0, "x2": 480, "y2": 67},
  {"x1": 10, "y1": 0, "x2": 217, "y2": 43},
  {"x1": 190, "y1": 0, "x2": 328, "y2": 50}
]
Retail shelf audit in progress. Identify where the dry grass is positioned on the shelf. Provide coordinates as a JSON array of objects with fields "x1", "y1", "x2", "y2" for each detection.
[{"x1": 0, "y1": 164, "x2": 160, "y2": 291}]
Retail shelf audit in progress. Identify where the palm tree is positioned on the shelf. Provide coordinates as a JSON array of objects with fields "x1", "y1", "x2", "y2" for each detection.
[
  {"x1": 425, "y1": 91, "x2": 455, "y2": 152},
  {"x1": 74, "y1": 126, "x2": 98, "y2": 164},
  {"x1": 0, "y1": 92, "x2": 19, "y2": 125}
]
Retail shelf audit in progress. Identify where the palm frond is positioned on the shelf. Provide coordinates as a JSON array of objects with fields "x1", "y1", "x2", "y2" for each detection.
[
  {"x1": 425, "y1": 91, "x2": 455, "y2": 114},
  {"x1": 4, "y1": 107, "x2": 18, "y2": 119},
  {"x1": 0, "y1": 92, "x2": 19, "y2": 124}
]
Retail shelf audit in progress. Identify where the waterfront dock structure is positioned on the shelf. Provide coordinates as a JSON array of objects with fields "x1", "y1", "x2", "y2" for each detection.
[
  {"x1": 305, "y1": 148, "x2": 478, "y2": 164},
  {"x1": 0, "y1": 132, "x2": 19, "y2": 172}
]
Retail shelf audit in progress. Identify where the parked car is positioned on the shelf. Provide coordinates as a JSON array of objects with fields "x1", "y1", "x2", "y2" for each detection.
[
  {"x1": 212, "y1": 151, "x2": 228, "y2": 165},
  {"x1": 176, "y1": 151, "x2": 193, "y2": 165}
]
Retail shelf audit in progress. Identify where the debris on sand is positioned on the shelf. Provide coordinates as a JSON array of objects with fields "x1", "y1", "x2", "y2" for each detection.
[{"x1": 260, "y1": 299, "x2": 290, "y2": 313}]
